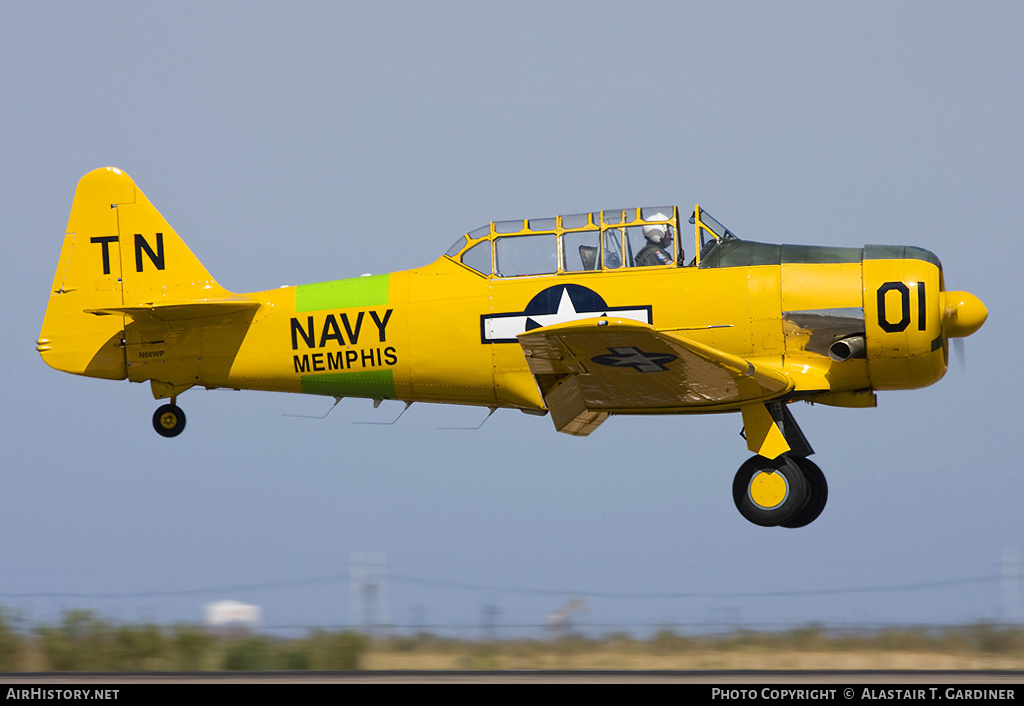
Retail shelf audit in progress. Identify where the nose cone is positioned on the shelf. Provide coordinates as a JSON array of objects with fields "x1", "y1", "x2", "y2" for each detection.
[{"x1": 942, "y1": 291, "x2": 988, "y2": 338}]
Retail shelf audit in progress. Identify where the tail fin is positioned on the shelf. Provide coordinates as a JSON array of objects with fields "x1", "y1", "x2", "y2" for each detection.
[{"x1": 38, "y1": 167, "x2": 236, "y2": 379}]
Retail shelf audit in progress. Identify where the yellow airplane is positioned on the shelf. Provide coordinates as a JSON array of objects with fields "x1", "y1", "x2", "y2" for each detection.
[{"x1": 38, "y1": 167, "x2": 988, "y2": 528}]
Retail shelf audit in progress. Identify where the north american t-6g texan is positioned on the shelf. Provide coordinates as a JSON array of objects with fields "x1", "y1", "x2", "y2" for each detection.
[{"x1": 38, "y1": 167, "x2": 988, "y2": 527}]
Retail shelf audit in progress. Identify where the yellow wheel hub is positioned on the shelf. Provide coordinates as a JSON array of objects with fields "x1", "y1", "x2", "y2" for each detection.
[
  {"x1": 748, "y1": 470, "x2": 789, "y2": 510},
  {"x1": 160, "y1": 412, "x2": 178, "y2": 429}
]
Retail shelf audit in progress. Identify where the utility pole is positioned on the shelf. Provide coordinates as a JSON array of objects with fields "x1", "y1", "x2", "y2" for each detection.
[
  {"x1": 350, "y1": 551, "x2": 389, "y2": 637},
  {"x1": 1001, "y1": 548, "x2": 1021, "y2": 623},
  {"x1": 480, "y1": 594, "x2": 501, "y2": 641}
]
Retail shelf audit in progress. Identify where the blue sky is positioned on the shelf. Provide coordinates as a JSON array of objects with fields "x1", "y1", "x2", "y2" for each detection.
[{"x1": 1, "y1": 1, "x2": 1020, "y2": 637}]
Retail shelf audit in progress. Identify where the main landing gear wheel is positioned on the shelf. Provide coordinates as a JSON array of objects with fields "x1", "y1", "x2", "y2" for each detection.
[
  {"x1": 733, "y1": 455, "x2": 809, "y2": 527},
  {"x1": 153, "y1": 404, "x2": 186, "y2": 438},
  {"x1": 779, "y1": 457, "x2": 828, "y2": 529}
]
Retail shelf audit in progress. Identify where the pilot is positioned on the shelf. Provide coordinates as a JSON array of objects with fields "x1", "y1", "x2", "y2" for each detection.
[{"x1": 635, "y1": 216, "x2": 676, "y2": 267}]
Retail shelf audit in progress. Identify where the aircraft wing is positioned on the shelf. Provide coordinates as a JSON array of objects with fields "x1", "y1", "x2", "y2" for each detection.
[{"x1": 518, "y1": 317, "x2": 794, "y2": 437}]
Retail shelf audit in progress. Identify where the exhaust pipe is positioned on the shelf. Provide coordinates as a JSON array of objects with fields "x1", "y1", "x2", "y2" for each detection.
[{"x1": 829, "y1": 335, "x2": 866, "y2": 362}]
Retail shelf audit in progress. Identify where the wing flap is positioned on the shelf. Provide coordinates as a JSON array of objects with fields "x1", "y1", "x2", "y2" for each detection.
[
  {"x1": 518, "y1": 317, "x2": 793, "y2": 434},
  {"x1": 544, "y1": 376, "x2": 610, "y2": 437}
]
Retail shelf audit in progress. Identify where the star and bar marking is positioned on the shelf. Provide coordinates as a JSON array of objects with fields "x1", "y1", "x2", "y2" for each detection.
[
  {"x1": 481, "y1": 284, "x2": 652, "y2": 344},
  {"x1": 591, "y1": 346, "x2": 677, "y2": 373}
]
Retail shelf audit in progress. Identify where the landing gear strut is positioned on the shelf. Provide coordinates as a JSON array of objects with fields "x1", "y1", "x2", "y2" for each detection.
[
  {"x1": 733, "y1": 403, "x2": 828, "y2": 527},
  {"x1": 153, "y1": 399, "x2": 186, "y2": 438}
]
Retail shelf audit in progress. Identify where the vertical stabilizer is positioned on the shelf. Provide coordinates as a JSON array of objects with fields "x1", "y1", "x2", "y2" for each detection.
[{"x1": 38, "y1": 167, "x2": 233, "y2": 379}]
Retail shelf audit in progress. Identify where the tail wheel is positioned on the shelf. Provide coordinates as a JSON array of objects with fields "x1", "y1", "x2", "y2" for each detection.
[
  {"x1": 779, "y1": 457, "x2": 828, "y2": 529},
  {"x1": 733, "y1": 455, "x2": 809, "y2": 527},
  {"x1": 153, "y1": 404, "x2": 186, "y2": 438}
]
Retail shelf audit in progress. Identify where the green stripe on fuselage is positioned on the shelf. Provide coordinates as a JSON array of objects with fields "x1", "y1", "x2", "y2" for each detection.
[
  {"x1": 300, "y1": 369, "x2": 395, "y2": 398},
  {"x1": 295, "y1": 274, "x2": 389, "y2": 312}
]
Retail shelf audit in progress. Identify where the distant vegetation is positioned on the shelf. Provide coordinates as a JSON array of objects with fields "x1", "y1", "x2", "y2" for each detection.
[
  {"x1": 0, "y1": 608, "x2": 1022, "y2": 672},
  {"x1": 0, "y1": 609, "x2": 368, "y2": 672}
]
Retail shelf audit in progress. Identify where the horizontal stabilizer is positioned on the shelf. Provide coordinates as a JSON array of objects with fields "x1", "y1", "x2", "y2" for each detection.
[{"x1": 85, "y1": 298, "x2": 259, "y2": 322}]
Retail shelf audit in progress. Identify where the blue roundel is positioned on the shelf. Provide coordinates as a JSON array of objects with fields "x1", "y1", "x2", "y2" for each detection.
[{"x1": 524, "y1": 284, "x2": 609, "y2": 316}]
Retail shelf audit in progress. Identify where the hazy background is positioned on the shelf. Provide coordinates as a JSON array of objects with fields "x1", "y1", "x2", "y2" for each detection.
[{"x1": 1, "y1": 1, "x2": 1019, "y2": 638}]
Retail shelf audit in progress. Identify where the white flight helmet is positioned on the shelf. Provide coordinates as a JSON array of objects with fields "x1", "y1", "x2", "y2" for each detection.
[{"x1": 642, "y1": 213, "x2": 670, "y2": 245}]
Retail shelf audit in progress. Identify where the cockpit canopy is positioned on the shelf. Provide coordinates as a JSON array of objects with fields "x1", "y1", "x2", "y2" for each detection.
[
  {"x1": 446, "y1": 205, "x2": 738, "y2": 277},
  {"x1": 690, "y1": 207, "x2": 739, "y2": 260}
]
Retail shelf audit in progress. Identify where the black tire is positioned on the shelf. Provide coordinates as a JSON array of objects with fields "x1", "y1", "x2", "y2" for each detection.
[
  {"x1": 733, "y1": 455, "x2": 809, "y2": 527},
  {"x1": 153, "y1": 404, "x2": 186, "y2": 438},
  {"x1": 780, "y1": 457, "x2": 828, "y2": 528}
]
